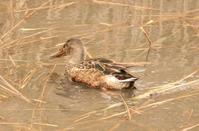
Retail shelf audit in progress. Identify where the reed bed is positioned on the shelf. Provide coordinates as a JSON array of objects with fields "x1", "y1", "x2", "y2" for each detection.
[{"x1": 0, "y1": 0, "x2": 199, "y2": 130}]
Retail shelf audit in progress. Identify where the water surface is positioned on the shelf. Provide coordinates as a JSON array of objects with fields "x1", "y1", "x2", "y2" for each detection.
[{"x1": 0, "y1": 0, "x2": 199, "y2": 131}]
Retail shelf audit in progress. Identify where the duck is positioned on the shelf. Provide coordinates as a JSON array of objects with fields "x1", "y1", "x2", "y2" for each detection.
[{"x1": 51, "y1": 38, "x2": 138, "y2": 90}]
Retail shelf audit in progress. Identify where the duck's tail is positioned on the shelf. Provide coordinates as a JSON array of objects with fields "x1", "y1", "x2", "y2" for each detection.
[{"x1": 118, "y1": 77, "x2": 138, "y2": 83}]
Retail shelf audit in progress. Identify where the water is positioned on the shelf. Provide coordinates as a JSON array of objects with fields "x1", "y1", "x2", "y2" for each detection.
[{"x1": 0, "y1": 0, "x2": 199, "y2": 130}]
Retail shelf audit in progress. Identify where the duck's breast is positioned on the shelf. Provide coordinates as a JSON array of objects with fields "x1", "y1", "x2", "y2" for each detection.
[{"x1": 66, "y1": 67, "x2": 103, "y2": 88}]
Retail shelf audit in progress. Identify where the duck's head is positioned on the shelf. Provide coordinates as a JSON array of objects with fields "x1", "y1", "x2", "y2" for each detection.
[{"x1": 51, "y1": 38, "x2": 85, "y2": 64}]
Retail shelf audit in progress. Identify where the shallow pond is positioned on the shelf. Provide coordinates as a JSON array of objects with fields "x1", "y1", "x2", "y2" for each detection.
[{"x1": 0, "y1": 0, "x2": 199, "y2": 131}]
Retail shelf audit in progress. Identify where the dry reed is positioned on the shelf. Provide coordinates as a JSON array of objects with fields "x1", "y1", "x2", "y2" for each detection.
[{"x1": 0, "y1": 0, "x2": 199, "y2": 131}]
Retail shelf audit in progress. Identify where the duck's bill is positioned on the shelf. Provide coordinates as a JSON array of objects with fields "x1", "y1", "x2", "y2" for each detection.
[{"x1": 50, "y1": 48, "x2": 66, "y2": 58}]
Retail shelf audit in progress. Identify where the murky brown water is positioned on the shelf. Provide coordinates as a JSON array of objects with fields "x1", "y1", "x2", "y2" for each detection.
[{"x1": 0, "y1": 0, "x2": 199, "y2": 131}]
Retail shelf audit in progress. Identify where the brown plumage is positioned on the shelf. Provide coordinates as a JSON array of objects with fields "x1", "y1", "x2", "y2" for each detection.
[{"x1": 51, "y1": 38, "x2": 138, "y2": 90}]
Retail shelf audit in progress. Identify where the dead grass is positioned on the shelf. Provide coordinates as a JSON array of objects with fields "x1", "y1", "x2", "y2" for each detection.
[
  {"x1": 0, "y1": 74, "x2": 30, "y2": 102},
  {"x1": 182, "y1": 123, "x2": 199, "y2": 131},
  {"x1": 29, "y1": 65, "x2": 56, "y2": 130},
  {"x1": 0, "y1": 0, "x2": 199, "y2": 131}
]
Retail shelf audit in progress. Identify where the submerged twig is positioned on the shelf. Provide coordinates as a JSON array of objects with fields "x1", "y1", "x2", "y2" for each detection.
[
  {"x1": 74, "y1": 111, "x2": 97, "y2": 123},
  {"x1": 120, "y1": 95, "x2": 131, "y2": 120},
  {"x1": 140, "y1": 27, "x2": 152, "y2": 62},
  {"x1": 99, "y1": 111, "x2": 127, "y2": 120},
  {"x1": 108, "y1": 122, "x2": 122, "y2": 131},
  {"x1": 182, "y1": 123, "x2": 199, "y2": 131},
  {"x1": 8, "y1": 55, "x2": 16, "y2": 67},
  {"x1": 33, "y1": 122, "x2": 58, "y2": 127}
]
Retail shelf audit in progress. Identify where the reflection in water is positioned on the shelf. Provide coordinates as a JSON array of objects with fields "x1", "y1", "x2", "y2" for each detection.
[{"x1": 0, "y1": 0, "x2": 199, "y2": 130}]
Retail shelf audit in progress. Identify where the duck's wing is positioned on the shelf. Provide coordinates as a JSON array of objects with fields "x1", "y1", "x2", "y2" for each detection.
[
  {"x1": 83, "y1": 58, "x2": 121, "y2": 74},
  {"x1": 83, "y1": 58, "x2": 138, "y2": 82}
]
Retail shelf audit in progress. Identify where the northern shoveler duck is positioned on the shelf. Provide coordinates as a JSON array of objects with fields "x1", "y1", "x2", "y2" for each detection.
[{"x1": 51, "y1": 38, "x2": 138, "y2": 90}]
